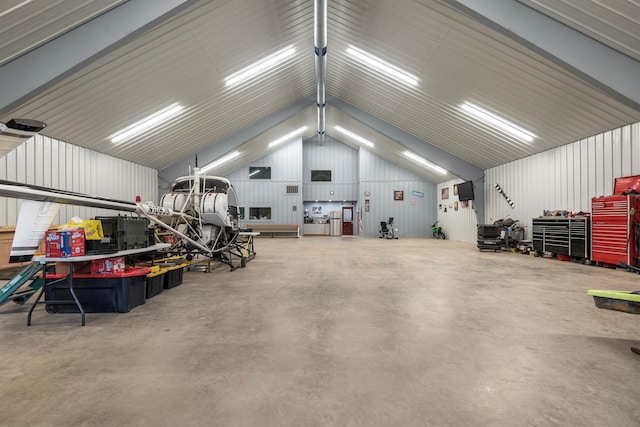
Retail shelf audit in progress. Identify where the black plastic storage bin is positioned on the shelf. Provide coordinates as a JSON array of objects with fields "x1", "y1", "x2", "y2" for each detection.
[
  {"x1": 477, "y1": 238, "x2": 503, "y2": 251},
  {"x1": 477, "y1": 224, "x2": 501, "y2": 238},
  {"x1": 157, "y1": 263, "x2": 187, "y2": 289},
  {"x1": 44, "y1": 267, "x2": 149, "y2": 313},
  {"x1": 146, "y1": 268, "x2": 166, "y2": 298},
  {"x1": 95, "y1": 215, "x2": 150, "y2": 251}
]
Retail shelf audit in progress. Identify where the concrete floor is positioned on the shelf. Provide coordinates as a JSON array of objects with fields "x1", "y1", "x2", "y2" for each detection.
[{"x1": 1, "y1": 237, "x2": 639, "y2": 426}]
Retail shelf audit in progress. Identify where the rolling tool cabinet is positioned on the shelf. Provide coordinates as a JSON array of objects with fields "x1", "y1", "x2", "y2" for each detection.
[
  {"x1": 591, "y1": 195, "x2": 640, "y2": 267},
  {"x1": 532, "y1": 216, "x2": 590, "y2": 259}
]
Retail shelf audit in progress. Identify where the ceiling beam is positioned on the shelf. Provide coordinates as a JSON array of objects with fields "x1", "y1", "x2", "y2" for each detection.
[
  {"x1": 443, "y1": 0, "x2": 640, "y2": 111},
  {"x1": 0, "y1": 0, "x2": 198, "y2": 117}
]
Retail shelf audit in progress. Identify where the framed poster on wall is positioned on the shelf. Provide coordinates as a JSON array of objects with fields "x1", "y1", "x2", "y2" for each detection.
[
  {"x1": 394, "y1": 190, "x2": 404, "y2": 201},
  {"x1": 441, "y1": 187, "x2": 449, "y2": 200}
]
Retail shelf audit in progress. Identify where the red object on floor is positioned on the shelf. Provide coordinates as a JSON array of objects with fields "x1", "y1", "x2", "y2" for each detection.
[{"x1": 557, "y1": 254, "x2": 571, "y2": 261}]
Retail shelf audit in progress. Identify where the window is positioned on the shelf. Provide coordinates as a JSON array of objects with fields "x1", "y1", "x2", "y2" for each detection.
[
  {"x1": 239, "y1": 207, "x2": 245, "y2": 219},
  {"x1": 249, "y1": 207, "x2": 271, "y2": 220},
  {"x1": 311, "y1": 170, "x2": 332, "y2": 182},
  {"x1": 249, "y1": 166, "x2": 271, "y2": 179}
]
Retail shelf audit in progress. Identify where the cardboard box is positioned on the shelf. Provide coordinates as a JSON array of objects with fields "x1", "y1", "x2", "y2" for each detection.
[
  {"x1": 60, "y1": 220, "x2": 104, "y2": 240},
  {"x1": 70, "y1": 229, "x2": 85, "y2": 257},
  {"x1": 91, "y1": 256, "x2": 125, "y2": 274},
  {"x1": 54, "y1": 261, "x2": 92, "y2": 275},
  {"x1": 46, "y1": 231, "x2": 69, "y2": 258},
  {"x1": 81, "y1": 220, "x2": 104, "y2": 240},
  {"x1": 59, "y1": 231, "x2": 71, "y2": 257}
]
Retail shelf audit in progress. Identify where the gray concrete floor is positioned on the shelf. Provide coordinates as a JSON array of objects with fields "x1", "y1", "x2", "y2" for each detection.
[{"x1": 1, "y1": 237, "x2": 639, "y2": 427}]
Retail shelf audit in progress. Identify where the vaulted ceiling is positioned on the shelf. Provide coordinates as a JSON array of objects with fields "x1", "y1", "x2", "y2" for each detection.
[{"x1": 1, "y1": 0, "x2": 638, "y2": 184}]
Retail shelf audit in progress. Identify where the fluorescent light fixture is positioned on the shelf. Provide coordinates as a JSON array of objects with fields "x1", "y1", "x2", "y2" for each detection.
[
  {"x1": 248, "y1": 169, "x2": 261, "y2": 177},
  {"x1": 268, "y1": 126, "x2": 307, "y2": 148},
  {"x1": 110, "y1": 103, "x2": 184, "y2": 144},
  {"x1": 346, "y1": 46, "x2": 418, "y2": 87},
  {"x1": 403, "y1": 151, "x2": 448, "y2": 175},
  {"x1": 0, "y1": 0, "x2": 33, "y2": 18},
  {"x1": 200, "y1": 151, "x2": 241, "y2": 173},
  {"x1": 334, "y1": 126, "x2": 374, "y2": 148},
  {"x1": 460, "y1": 102, "x2": 535, "y2": 143},
  {"x1": 225, "y1": 46, "x2": 296, "y2": 87}
]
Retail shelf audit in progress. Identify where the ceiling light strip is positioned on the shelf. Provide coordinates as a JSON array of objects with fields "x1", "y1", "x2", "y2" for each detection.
[
  {"x1": 461, "y1": 102, "x2": 535, "y2": 143},
  {"x1": 347, "y1": 46, "x2": 418, "y2": 87},
  {"x1": 0, "y1": 0, "x2": 33, "y2": 18},
  {"x1": 110, "y1": 103, "x2": 184, "y2": 144},
  {"x1": 268, "y1": 126, "x2": 308, "y2": 148},
  {"x1": 334, "y1": 126, "x2": 374, "y2": 148},
  {"x1": 403, "y1": 151, "x2": 447, "y2": 175},
  {"x1": 225, "y1": 46, "x2": 296, "y2": 87},
  {"x1": 200, "y1": 151, "x2": 241, "y2": 173}
]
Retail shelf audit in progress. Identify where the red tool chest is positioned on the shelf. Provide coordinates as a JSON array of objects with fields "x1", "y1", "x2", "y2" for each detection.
[{"x1": 591, "y1": 194, "x2": 640, "y2": 266}]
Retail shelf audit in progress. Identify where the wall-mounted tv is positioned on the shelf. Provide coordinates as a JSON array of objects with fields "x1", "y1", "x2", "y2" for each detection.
[{"x1": 457, "y1": 180, "x2": 475, "y2": 201}]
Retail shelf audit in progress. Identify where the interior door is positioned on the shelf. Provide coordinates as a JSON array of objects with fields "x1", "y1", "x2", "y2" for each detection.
[{"x1": 342, "y1": 207, "x2": 353, "y2": 235}]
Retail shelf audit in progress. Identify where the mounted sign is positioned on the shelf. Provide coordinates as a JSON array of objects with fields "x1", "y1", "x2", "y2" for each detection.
[
  {"x1": 411, "y1": 191, "x2": 424, "y2": 198},
  {"x1": 411, "y1": 199, "x2": 416, "y2": 205},
  {"x1": 364, "y1": 191, "x2": 371, "y2": 196}
]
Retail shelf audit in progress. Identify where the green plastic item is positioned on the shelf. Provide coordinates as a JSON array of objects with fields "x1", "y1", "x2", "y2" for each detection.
[
  {"x1": 587, "y1": 290, "x2": 640, "y2": 302},
  {"x1": 588, "y1": 290, "x2": 640, "y2": 314},
  {"x1": 0, "y1": 262, "x2": 43, "y2": 306}
]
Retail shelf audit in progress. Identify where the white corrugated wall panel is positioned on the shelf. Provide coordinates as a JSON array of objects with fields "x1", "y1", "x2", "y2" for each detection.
[
  {"x1": 303, "y1": 136, "x2": 359, "y2": 200},
  {"x1": 484, "y1": 122, "x2": 639, "y2": 241},
  {"x1": 359, "y1": 149, "x2": 436, "y2": 238},
  {"x1": 227, "y1": 139, "x2": 303, "y2": 228},
  {"x1": 0, "y1": 135, "x2": 157, "y2": 227},
  {"x1": 436, "y1": 178, "x2": 479, "y2": 244},
  {"x1": 303, "y1": 136, "x2": 358, "y2": 181}
]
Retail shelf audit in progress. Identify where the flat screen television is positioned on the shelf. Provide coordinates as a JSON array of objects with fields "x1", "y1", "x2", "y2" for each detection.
[{"x1": 457, "y1": 180, "x2": 475, "y2": 201}]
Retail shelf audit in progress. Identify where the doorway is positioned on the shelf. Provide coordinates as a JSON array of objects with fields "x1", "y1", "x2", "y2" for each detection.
[{"x1": 342, "y1": 206, "x2": 353, "y2": 235}]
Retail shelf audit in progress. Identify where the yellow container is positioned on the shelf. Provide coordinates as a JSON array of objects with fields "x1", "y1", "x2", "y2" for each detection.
[{"x1": 58, "y1": 219, "x2": 104, "y2": 240}]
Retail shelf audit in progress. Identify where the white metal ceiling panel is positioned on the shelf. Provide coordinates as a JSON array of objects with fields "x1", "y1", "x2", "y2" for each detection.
[
  {"x1": 327, "y1": 0, "x2": 640, "y2": 170},
  {"x1": 0, "y1": 0, "x2": 127, "y2": 66},
  {"x1": 517, "y1": 0, "x2": 640, "y2": 61},
  {"x1": 2, "y1": 0, "x2": 316, "y2": 170},
  {"x1": 1, "y1": 0, "x2": 638, "y2": 174}
]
